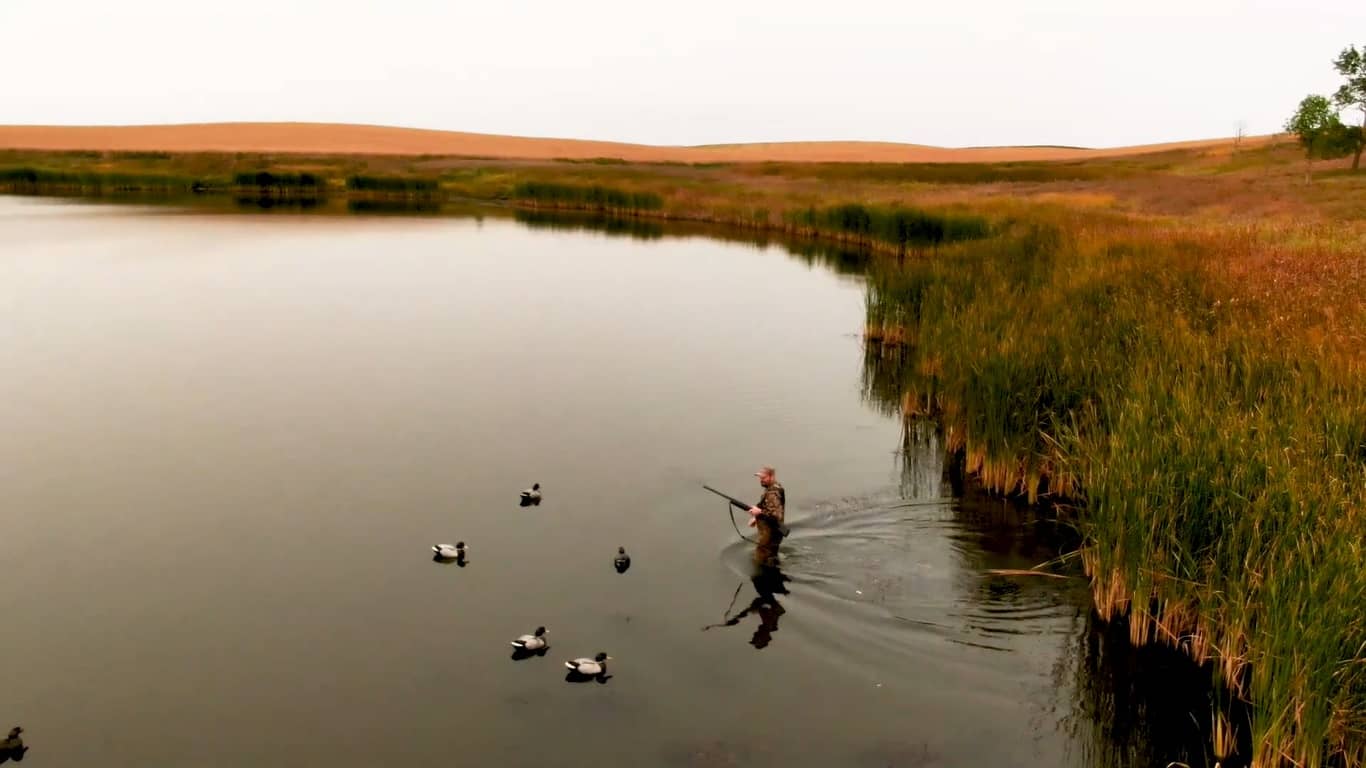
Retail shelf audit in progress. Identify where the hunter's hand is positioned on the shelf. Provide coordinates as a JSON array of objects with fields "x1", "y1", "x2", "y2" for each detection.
[{"x1": 748, "y1": 506, "x2": 762, "y2": 516}]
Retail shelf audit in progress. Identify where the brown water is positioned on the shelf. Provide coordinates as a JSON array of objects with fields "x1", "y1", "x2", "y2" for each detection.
[{"x1": 0, "y1": 197, "x2": 1218, "y2": 767}]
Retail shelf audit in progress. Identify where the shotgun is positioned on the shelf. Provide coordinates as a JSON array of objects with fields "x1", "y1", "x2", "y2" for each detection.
[{"x1": 702, "y1": 484, "x2": 790, "y2": 537}]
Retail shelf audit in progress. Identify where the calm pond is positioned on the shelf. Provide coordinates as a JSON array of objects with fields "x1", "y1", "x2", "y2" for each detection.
[{"x1": 1, "y1": 197, "x2": 1214, "y2": 767}]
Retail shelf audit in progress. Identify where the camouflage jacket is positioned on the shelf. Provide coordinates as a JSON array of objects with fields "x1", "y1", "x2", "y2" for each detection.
[{"x1": 755, "y1": 482, "x2": 785, "y2": 525}]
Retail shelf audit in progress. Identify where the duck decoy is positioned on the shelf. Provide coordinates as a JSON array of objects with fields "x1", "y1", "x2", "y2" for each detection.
[
  {"x1": 565, "y1": 652, "x2": 612, "y2": 677},
  {"x1": 0, "y1": 726, "x2": 26, "y2": 763},
  {"x1": 432, "y1": 542, "x2": 467, "y2": 562},
  {"x1": 510, "y1": 626, "x2": 549, "y2": 652},
  {"x1": 519, "y1": 483, "x2": 542, "y2": 506},
  {"x1": 614, "y1": 547, "x2": 631, "y2": 573}
]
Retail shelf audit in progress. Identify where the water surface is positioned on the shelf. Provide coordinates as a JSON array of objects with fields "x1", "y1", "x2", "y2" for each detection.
[{"x1": 0, "y1": 197, "x2": 1212, "y2": 767}]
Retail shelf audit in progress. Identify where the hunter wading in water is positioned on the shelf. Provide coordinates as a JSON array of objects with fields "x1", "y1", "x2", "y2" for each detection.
[
  {"x1": 747, "y1": 465, "x2": 785, "y2": 566},
  {"x1": 703, "y1": 467, "x2": 791, "y2": 648}
]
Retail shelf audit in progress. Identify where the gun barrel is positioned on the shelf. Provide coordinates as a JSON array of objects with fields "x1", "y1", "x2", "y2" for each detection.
[{"x1": 702, "y1": 484, "x2": 752, "y2": 510}]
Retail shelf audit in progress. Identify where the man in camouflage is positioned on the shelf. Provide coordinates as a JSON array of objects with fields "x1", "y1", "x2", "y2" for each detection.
[{"x1": 747, "y1": 465, "x2": 785, "y2": 564}]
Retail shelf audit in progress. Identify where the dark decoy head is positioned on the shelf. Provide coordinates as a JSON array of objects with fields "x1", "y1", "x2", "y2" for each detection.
[
  {"x1": 594, "y1": 652, "x2": 609, "y2": 662},
  {"x1": 534, "y1": 626, "x2": 546, "y2": 636}
]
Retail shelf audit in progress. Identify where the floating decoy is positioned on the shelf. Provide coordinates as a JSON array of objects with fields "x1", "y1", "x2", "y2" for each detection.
[
  {"x1": 432, "y1": 542, "x2": 466, "y2": 560},
  {"x1": 614, "y1": 547, "x2": 631, "y2": 573},
  {"x1": 520, "y1": 483, "x2": 542, "y2": 505},
  {"x1": 565, "y1": 652, "x2": 611, "y2": 677},
  {"x1": 510, "y1": 626, "x2": 549, "y2": 652},
  {"x1": 0, "y1": 726, "x2": 25, "y2": 761}
]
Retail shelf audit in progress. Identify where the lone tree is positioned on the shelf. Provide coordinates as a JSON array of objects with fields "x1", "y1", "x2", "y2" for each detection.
[
  {"x1": 1333, "y1": 44, "x2": 1366, "y2": 170},
  {"x1": 1286, "y1": 95, "x2": 1354, "y2": 182}
]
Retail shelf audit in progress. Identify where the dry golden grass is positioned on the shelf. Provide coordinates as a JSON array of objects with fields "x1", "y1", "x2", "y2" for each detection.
[{"x1": 0, "y1": 121, "x2": 1279, "y2": 163}]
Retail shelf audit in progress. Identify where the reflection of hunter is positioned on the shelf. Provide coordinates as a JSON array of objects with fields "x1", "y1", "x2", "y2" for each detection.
[{"x1": 702, "y1": 566, "x2": 790, "y2": 649}]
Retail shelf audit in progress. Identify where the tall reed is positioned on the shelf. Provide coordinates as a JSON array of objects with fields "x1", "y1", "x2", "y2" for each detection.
[
  {"x1": 862, "y1": 216, "x2": 1366, "y2": 766},
  {"x1": 511, "y1": 181, "x2": 663, "y2": 213},
  {"x1": 787, "y1": 203, "x2": 991, "y2": 250},
  {"x1": 0, "y1": 167, "x2": 209, "y2": 194}
]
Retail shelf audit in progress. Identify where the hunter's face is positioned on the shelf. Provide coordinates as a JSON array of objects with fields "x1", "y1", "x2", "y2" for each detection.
[{"x1": 757, "y1": 471, "x2": 773, "y2": 487}]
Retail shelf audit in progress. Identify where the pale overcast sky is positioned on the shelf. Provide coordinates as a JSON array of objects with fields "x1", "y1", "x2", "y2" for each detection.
[{"x1": 0, "y1": 0, "x2": 1359, "y2": 147}]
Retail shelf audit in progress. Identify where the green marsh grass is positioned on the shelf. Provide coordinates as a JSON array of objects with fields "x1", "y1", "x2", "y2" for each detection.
[
  {"x1": 234, "y1": 171, "x2": 325, "y2": 189},
  {"x1": 345, "y1": 174, "x2": 440, "y2": 195},
  {"x1": 232, "y1": 171, "x2": 327, "y2": 204},
  {"x1": 862, "y1": 214, "x2": 1366, "y2": 767},
  {"x1": 511, "y1": 181, "x2": 663, "y2": 213},
  {"x1": 0, "y1": 167, "x2": 213, "y2": 194},
  {"x1": 786, "y1": 203, "x2": 991, "y2": 250}
]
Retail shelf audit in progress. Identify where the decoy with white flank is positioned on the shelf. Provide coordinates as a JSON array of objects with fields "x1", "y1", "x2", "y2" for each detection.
[
  {"x1": 520, "y1": 483, "x2": 542, "y2": 505},
  {"x1": 432, "y1": 542, "x2": 466, "y2": 560},
  {"x1": 565, "y1": 652, "x2": 612, "y2": 677},
  {"x1": 614, "y1": 547, "x2": 631, "y2": 573},
  {"x1": 510, "y1": 626, "x2": 549, "y2": 651}
]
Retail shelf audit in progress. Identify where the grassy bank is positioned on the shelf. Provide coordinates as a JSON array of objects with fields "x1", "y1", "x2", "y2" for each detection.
[
  {"x1": 3, "y1": 140, "x2": 1366, "y2": 766},
  {"x1": 862, "y1": 211, "x2": 1366, "y2": 767}
]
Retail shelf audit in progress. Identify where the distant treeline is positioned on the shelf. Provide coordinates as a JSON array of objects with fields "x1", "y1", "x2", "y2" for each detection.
[
  {"x1": 511, "y1": 181, "x2": 664, "y2": 213},
  {"x1": 787, "y1": 204, "x2": 991, "y2": 249}
]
